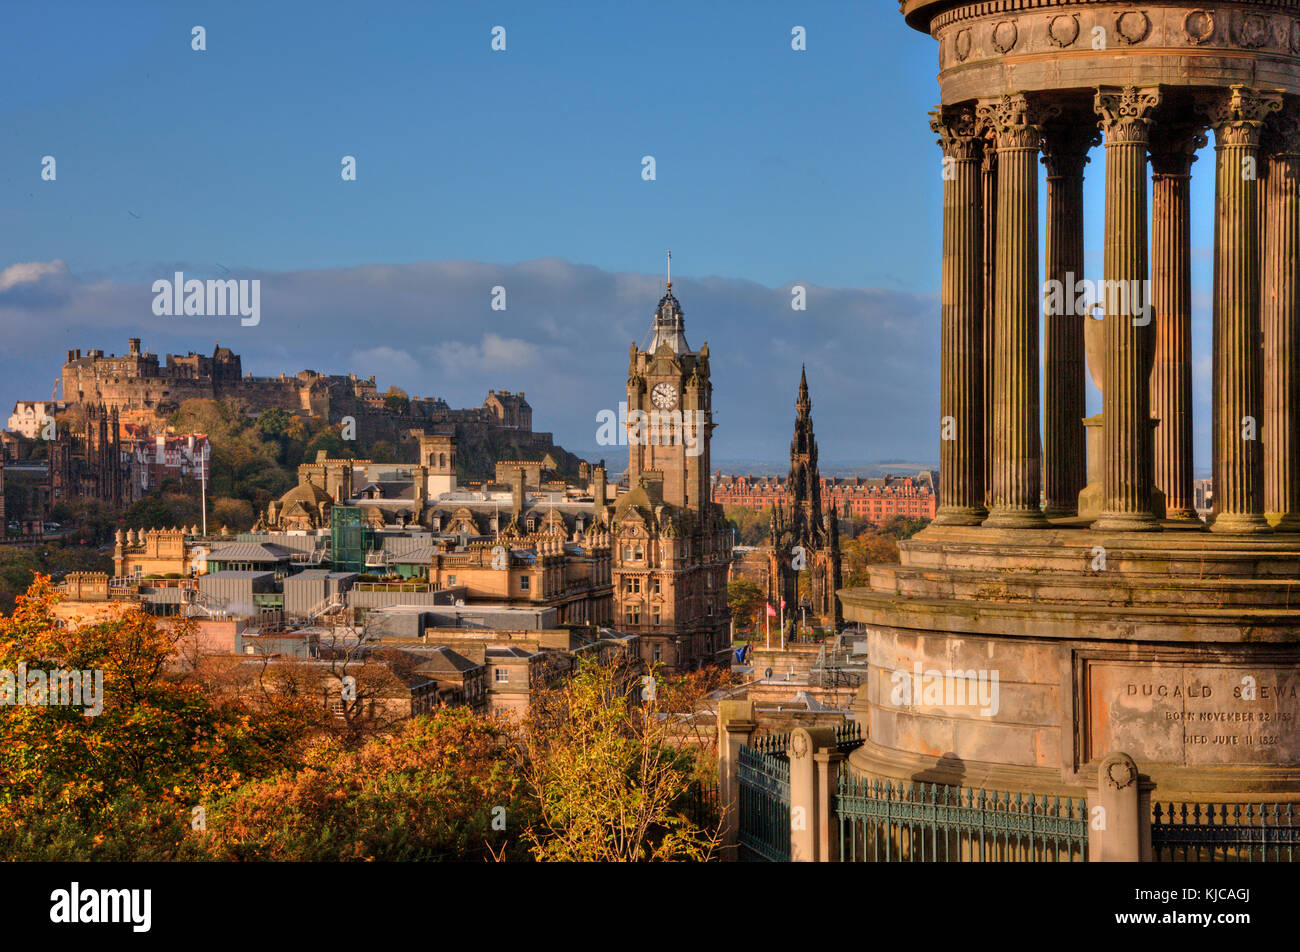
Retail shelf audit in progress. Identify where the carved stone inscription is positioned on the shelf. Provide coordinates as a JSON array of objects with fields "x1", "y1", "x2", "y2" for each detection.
[{"x1": 1087, "y1": 660, "x2": 1300, "y2": 765}]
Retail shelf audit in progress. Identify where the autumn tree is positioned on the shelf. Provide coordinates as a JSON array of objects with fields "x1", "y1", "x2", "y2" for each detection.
[
  {"x1": 189, "y1": 707, "x2": 534, "y2": 861},
  {"x1": 521, "y1": 656, "x2": 719, "y2": 861},
  {"x1": 0, "y1": 576, "x2": 314, "y2": 859}
]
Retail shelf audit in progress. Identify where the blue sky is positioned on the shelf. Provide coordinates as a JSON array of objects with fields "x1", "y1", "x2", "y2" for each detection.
[{"x1": 0, "y1": 0, "x2": 1219, "y2": 468}]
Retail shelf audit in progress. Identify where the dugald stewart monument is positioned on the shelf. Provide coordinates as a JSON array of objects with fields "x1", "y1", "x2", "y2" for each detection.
[{"x1": 841, "y1": 1, "x2": 1300, "y2": 809}]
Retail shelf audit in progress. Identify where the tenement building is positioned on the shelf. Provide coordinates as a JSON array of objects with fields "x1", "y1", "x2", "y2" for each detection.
[
  {"x1": 714, "y1": 472, "x2": 938, "y2": 522},
  {"x1": 842, "y1": 1, "x2": 1300, "y2": 808}
]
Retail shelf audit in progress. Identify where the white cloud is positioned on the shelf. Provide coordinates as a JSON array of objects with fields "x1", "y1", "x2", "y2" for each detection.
[{"x1": 0, "y1": 259, "x2": 67, "y2": 291}]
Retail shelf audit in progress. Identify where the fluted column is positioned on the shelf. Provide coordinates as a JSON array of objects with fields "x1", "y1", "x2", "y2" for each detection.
[
  {"x1": 1093, "y1": 87, "x2": 1162, "y2": 531},
  {"x1": 1263, "y1": 104, "x2": 1300, "y2": 530},
  {"x1": 977, "y1": 94, "x2": 1054, "y2": 528},
  {"x1": 1204, "y1": 86, "x2": 1283, "y2": 533},
  {"x1": 1149, "y1": 120, "x2": 1205, "y2": 522},
  {"x1": 981, "y1": 144, "x2": 997, "y2": 510},
  {"x1": 931, "y1": 105, "x2": 987, "y2": 524},
  {"x1": 1041, "y1": 119, "x2": 1098, "y2": 517}
]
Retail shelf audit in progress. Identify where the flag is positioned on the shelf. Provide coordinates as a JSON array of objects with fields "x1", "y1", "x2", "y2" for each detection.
[
  {"x1": 780, "y1": 599, "x2": 786, "y2": 610},
  {"x1": 766, "y1": 603, "x2": 777, "y2": 618}
]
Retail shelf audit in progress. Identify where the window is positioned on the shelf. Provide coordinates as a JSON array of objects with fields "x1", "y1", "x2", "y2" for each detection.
[
  {"x1": 520, "y1": 576, "x2": 531, "y2": 591},
  {"x1": 495, "y1": 668, "x2": 510, "y2": 683},
  {"x1": 634, "y1": 545, "x2": 644, "y2": 561},
  {"x1": 652, "y1": 644, "x2": 661, "y2": 662},
  {"x1": 447, "y1": 575, "x2": 456, "y2": 586},
  {"x1": 625, "y1": 577, "x2": 641, "y2": 594},
  {"x1": 652, "y1": 578, "x2": 660, "y2": 594},
  {"x1": 651, "y1": 605, "x2": 661, "y2": 625},
  {"x1": 625, "y1": 605, "x2": 641, "y2": 625}
]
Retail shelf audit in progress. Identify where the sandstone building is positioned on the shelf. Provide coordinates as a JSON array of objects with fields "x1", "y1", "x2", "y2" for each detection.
[{"x1": 604, "y1": 281, "x2": 733, "y2": 670}]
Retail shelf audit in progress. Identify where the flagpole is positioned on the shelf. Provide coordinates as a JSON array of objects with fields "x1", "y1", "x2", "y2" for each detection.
[{"x1": 765, "y1": 604, "x2": 770, "y2": 651}]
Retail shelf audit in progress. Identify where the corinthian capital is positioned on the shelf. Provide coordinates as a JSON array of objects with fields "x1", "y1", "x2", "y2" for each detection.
[
  {"x1": 1199, "y1": 85, "x2": 1284, "y2": 148},
  {"x1": 1041, "y1": 112, "x2": 1102, "y2": 178},
  {"x1": 1263, "y1": 101, "x2": 1300, "y2": 158},
  {"x1": 1094, "y1": 86, "x2": 1162, "y2": 144},
  {"x1": 929, "y1": 104, "x2": 982, "y2": 161},
  {"x1": 1149, "y1": 119, "x2": 1208, "y2": 176},
  {"x1": 977, "y1": 93, "x2": 1060, "y2": 150}
]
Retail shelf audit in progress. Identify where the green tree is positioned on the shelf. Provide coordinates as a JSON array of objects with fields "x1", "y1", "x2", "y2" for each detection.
[
  {"x1": 727, "y1": 578, "x2": 764, "y2": 636},
  {"x1": 522, "y1": 657, "x2": 719, "y2": 861}
]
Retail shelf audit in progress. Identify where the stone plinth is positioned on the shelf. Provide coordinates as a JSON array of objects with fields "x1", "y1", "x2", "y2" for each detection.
[{"x1": 840, "y1": 524, "x2": 1300, "y2": 798}]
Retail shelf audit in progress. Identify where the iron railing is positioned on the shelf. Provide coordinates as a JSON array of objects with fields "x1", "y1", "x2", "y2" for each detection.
[
  {"x1": 737, "y1": 744, "x2": 790, "y2": 861},
  {"x1": 836, "y1": 773, "x2": 1089, "y2": 862},
  {"x1": 1152, "y1": 801, "x2": 1300, "y2": 862},
  {"x1": 679, "y1": 780, "x2": 721, "y2": 831}
]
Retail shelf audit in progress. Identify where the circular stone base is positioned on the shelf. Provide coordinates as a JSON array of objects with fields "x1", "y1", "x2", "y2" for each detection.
[{"x1": 839, "y1": 524, "x2": 1300, "y2": 798}]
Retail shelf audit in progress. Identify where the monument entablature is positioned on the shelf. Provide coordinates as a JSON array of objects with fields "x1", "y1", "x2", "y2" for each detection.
[{"x1": 900, "y1": 1, "x2": 1300, "y2": 103}]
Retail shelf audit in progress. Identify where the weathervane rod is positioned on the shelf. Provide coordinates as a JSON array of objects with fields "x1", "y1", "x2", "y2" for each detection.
[{"x1": 667, "y1": 248, "x2": 671, "y2": 288}]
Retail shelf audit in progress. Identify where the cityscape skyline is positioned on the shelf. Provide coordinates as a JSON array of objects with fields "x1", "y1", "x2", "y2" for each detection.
[{"x1": 0, "y1": 0, "x2": 1228, "y2": 467}]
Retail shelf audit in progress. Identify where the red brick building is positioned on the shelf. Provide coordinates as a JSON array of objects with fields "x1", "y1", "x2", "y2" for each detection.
[{"x1": 713, "y1": 471, "x2": 938, "y2": 523}]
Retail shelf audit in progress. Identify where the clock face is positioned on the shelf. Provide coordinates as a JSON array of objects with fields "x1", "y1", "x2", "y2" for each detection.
[{"x1": 651, "y1": 382, "x2": 678, "y2": 410}]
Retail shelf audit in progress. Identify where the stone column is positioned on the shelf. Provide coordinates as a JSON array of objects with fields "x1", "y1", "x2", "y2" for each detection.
[
  {"x1": 1149, "y1": 121, "x2": 1205, "y2": 522},
  {"x1": 716, "y1": 700, "x2": 757, "y2": 861},
  {"x1": 1041, "y1": 119, "x2": 1098, "y2": 517},
  {"x1": 931, "y1": 105, "x2": 987, "y2": 525},
  {"x1": 1204, "y1": 86, "x2": 1283, "y2": 533},
  {"x1": 977, "y1": 93, "x2": 1054, "y2": 528},
  {"x1": 982, "y1": 144, "x2": 998, "y2": 509},
  {"x1": 1093, "y1": 87, "x2": 1162, "y2": 531},
  {"x1": 1263, "y1": 105, "x2": 1300, "y2": 530}
]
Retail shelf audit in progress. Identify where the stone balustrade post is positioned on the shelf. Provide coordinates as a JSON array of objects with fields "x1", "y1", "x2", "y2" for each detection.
[
  {"x1": 1088, "y1": 751, "x2": 1146, "y2": 862},
  {"x1": 716, "y1": 699, "x2": 757, "y2": 862},
  {"x1": 786, "y1": 726, "x2": 839, "y2": 862}
]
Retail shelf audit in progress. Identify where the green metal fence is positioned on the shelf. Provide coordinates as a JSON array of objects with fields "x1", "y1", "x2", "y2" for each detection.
[
  {"x1": 737, "y1": 737, "x2": 790, "y2": 862},
  {"x1": 680, "y1": 780, "x2": 720, "y2": 831},
  {"x1": 836, "y1": 772, "x2": 1089, "y2": 862},
  {"x1": 1152, "y1": 801, "x2": 1300, "y2": 862}
]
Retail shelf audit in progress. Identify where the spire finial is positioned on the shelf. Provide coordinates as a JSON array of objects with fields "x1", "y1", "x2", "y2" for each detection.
[{"x1": 666, "y1": 248, "x2": 672, "y2": 289}]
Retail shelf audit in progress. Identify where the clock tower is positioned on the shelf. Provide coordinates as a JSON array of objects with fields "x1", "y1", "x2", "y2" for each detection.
[
  {"x1": 601, "y1": 271, "x2": 732, "y2": 672},
  {"x1": 624, "y1": 283, "x2": 713, "y2": 510}
]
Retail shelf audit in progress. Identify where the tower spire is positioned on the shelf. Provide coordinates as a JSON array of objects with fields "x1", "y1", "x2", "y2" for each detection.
[{"x1": 666, "y1": 248, "x2": 672, "y2": 289}]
